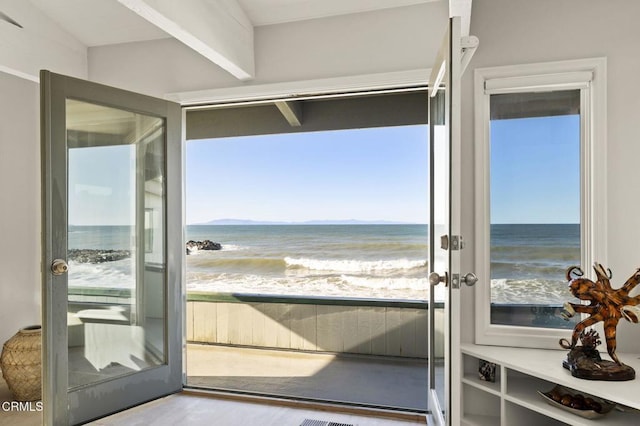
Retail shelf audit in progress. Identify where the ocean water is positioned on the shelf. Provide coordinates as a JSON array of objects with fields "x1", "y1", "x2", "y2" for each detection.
[
  {"x1": 68, "y1": 225, "x2": 135, "y2": 289},
  {"x1": 491, "y1": 224, "x2": 580, "y2": 305},
  {"x1": 67, "y1": 224, "x2": 580, "y2": 304},
  {"x1": 186, "y1": 224, "x2": 431, "y2": 300}
]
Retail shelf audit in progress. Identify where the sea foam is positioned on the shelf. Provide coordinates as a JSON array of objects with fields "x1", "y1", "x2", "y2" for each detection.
[
  {"x1": 284, "y1": 257, "x2": 426, "y2": 273},
  {"x1": 68, "y1": 259, "x2": 134, "y2": 288}
]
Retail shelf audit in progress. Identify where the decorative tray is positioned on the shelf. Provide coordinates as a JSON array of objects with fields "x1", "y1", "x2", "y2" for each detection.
[{"x1": 538, "y1": 385, "x2": 616, "y2": 419}]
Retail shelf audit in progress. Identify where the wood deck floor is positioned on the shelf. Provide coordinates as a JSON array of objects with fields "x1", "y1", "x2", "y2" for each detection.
[
  {"x1": 186, "y1": 344, "x2": 431, "y2": 411},
  {"x1": 0, "y1": 344, "x2": 435, "y2": 425}
]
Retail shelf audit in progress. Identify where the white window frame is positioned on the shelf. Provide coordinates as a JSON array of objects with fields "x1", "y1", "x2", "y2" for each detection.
[{"x1": 474, "y1": 58, "x2": 607, "y2": 349}]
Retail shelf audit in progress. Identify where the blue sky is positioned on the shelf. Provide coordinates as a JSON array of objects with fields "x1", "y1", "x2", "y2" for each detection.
[
  {"x1": 186, "y1": 115, "x2": 580, "y2": 225},
  {"x1": 69, "y1": 145, "x2": 134, "y2": 226},
  {"x1": 67, "y1": 115, "x2": 580, "y2": 226},
  {"x1": 490, "y1": 115, "x2": 580, "y2": 224},
  {"x1": 186, "y1": 125, "x2": 430, "y2": 224}
]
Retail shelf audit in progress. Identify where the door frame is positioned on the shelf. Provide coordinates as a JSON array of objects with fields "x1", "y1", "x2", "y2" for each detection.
[
  {"x1": 448, "y1": 16, "x2": 463, "y2": 426},
  {"x1": 427, "y1": 16, "x2": 463, "y2": 426},
  {"x1": 40, "y1": 70, "x2": 183, "y2": 425},
  {"x1": 176, "y1": 51, "x2": 465, "y2": 420}
]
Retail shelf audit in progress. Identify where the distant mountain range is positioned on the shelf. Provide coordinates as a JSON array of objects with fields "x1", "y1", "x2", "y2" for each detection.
[{"x1": 192, "y1": 218, "x2": 418, "y2": 225}]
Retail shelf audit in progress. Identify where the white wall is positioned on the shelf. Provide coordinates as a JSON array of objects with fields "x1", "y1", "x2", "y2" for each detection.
[
  {"x1": 0, "y1": 1, "x2": 87, "y2": 345},
  {"x1": 88, "y1": 2, "x2": 448, "y2": 97},
  {"x1": 461, "y1": 0, "x2": 640, "y2": 352},
  {"x1": 0, "y1": 0, "x2": 87, "y2": 81},
  {"x1": 0, "y1": 73, "x2": 41, "y2": 345}
]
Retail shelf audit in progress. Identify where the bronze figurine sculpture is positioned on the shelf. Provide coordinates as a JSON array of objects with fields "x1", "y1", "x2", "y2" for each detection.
[{"x1": 560, "y1": 263, "x2": 640, "y2": 380}]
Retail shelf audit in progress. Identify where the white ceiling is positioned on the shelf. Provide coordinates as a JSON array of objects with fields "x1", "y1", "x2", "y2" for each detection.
[
  {"x1": 28, "y1": 0, "x2": 436, "y2": 47},
  {"x1": 236, "y1": 0, "x2": 436, "y2": 27},
  {"x1": 7, "y1": 0, "x2": 454, "y2": 81},
  {"x1": 28, "y1": 0, "x2": 167, "y2": 46}
]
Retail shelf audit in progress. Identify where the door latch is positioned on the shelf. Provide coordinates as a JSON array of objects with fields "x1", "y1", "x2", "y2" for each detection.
[
  {"x1": 451, "y1": 272, "x2": 478, "y2": 289},
  {"x1": 440, "y1": 235, "x2": 465, "y2": 251},
  {"x1": 440, "y1": 235, "x2": 449, "y2": 250},
  {"x1": 450, "y1": 235, "x2": 465, "y2": 250}
]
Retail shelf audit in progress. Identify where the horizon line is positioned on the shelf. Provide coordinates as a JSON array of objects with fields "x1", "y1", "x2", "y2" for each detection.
[{"x1": 189, "y1": 219, "x2": 428, "y2": 226}]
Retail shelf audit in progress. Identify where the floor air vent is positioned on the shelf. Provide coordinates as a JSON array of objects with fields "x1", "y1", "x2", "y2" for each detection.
[{"x1": 300, "y1": 419, "x2": 355, "y2": 426}]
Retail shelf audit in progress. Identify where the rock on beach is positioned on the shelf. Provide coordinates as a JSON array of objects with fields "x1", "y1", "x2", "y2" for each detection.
[
  {"x1": 68, "y1": 249, "x2": 131, "y2": 263},
  {"x1": 186, "y1": 240, "x2": 222, "y2": 255}
]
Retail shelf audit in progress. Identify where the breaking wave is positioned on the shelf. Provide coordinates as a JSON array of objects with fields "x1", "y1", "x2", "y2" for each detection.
[{"x1": 284, "y1": 257, "x2": 427, "y2": 273}]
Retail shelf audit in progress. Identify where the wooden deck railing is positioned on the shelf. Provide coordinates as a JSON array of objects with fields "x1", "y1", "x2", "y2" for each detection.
[
  {"x1": 66, "y1": 288, "x2": 443, "y2": 358},
  {"x1": 186, "y1": 292, "x2": 441, "y2": 359}
]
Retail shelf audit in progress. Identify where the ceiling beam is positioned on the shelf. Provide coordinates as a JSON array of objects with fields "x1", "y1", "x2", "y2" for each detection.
[
  {"x1": 167, "y1": 69, "x2": 429, "y2": 106},
  {"x1": 275, "y1": 101, "x2": 303, "y2": 127},
  {"x1": 449, "y1": 0, "x2": 472, "y2": 37},
  {"x1": 117, "y1": 0, "x2": 254, "y2": 81}
]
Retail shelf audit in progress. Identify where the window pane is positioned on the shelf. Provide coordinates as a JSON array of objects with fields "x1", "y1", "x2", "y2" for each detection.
[{"x1": 489, "y1": 90, "x2": 581, "y2": 328}]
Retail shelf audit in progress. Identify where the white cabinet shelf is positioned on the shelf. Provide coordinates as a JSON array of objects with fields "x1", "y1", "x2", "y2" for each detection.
[
  {"x1": 461, "y1": 413, "x2": 500, "y2": 426},
  {"x1": 462, "y1": 372, "x2": 501, "y2": 396},
  {"x1": 461, "y1": 344, "x2": 640, "y2": 426}
]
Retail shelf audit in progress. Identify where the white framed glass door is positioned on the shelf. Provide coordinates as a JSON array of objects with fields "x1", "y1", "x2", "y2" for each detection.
[
  {"x1": 40, "y1": 71, "x2": 183, "y2": 425},
  {"x1": 428, "y1": 16, "x2": 463, "y2": 426}
]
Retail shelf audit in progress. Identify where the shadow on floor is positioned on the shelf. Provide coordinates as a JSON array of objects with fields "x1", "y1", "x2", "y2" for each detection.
[{"x1": 186, "y1": 344, "x2": 432, "y2": 411}]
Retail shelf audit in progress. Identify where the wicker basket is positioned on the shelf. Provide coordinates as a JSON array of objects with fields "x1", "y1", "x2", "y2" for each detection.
[{"x1": 0, "y1": 325, "x2": 42, "y2": 401}]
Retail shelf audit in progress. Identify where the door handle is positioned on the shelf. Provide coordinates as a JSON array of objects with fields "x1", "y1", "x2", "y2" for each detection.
[
  {"x1": 429, "y1": 271, "x2": 448, "y2": 287},
  {"x1": 51, "y1": 259, "x2": 69, "y2": 276},
  {"x1": 461, "y1": 272, "x2": 478, "y2": 286}
]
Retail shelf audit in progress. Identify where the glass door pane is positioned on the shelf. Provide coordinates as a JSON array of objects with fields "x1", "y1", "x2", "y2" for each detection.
[
  {"x1": 429, "y1": 88, "x2": 449, "y2": 423},
  {"x1": 428, "y1": 25, "x2": 452, "y2": 426},
  {"x1": 41, "y1": 71, "x2": 182, "y2": 425},
  {"x1": 67, "y1": 99, "x2": 166, "y2": 388}
]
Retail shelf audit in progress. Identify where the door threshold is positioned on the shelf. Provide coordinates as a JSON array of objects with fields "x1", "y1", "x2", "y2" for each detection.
[{"x1": 182, "y1": 386, "x2": 427, "y2": 424}]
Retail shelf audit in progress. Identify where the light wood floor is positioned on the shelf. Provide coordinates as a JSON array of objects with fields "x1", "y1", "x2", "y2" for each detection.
[
  {"x1": 0, "y1": 378, "x2": 42, "y2": 426},
  {"x1": 89, "y1": 391, "x2": 428, "y2": 426},
  {"x1": 1, "y1": 382, "x2": 428, "y2": 426}
]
